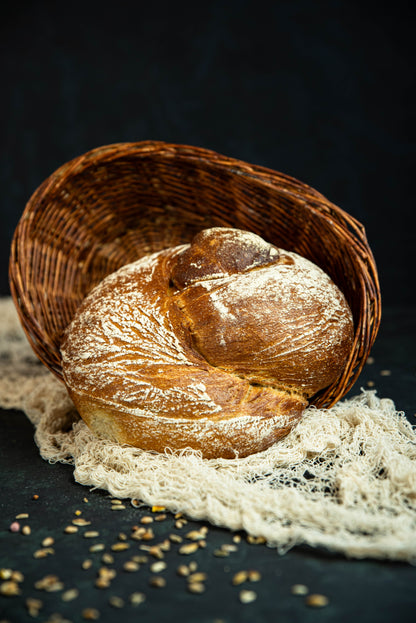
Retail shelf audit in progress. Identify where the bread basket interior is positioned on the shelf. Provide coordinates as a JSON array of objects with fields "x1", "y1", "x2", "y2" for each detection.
[{"x1": 9, "y1": 141, "x2": 381, "y2": 408}]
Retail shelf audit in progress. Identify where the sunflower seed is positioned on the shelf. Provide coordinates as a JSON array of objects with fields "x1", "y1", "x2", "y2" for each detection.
[
  {"x1": 109, "y1": 595, "x2": 124, "y2": 608},
  {"x1": 0, "y1": 580, "x2": 20, "y2": 596},
  {"x1": 179, "y1": 543, "x2": 198, "y2": 555},
  {"x1": 188, "y1": 582, "x2": 205, "y2": 594},
  {"x1": 149, "y1": 576, "x2": 166, "y2": 588},
  {"x1": 239, "y1": 589, "x2": 257, "y2": 603},
  {"x1": 150, "y1": 561, "x2": 167, "y2": 573},
  {"x1": 123, "y1": 561, "x2": 140, "y2": 572},
  {"x1": 82, "y1": 607, "x2": 100, "y2": 620},
  {"x1": 130, "y1": 591, "x2": 146, "y2": 605},
  {"x1": 62, "y1": 588, "x2": 79, "y2": 602},
  {"x1": 305, "y1": 593, "x2": 329, "y2": 607},
  {"x1": 291, "y1": 583, "x2": 309, "y2": 595}
]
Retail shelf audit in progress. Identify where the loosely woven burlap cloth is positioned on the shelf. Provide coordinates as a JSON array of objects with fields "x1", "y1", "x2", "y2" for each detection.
[{"x1": 1, "y1": 297, "x2": 415, "y2": 562}]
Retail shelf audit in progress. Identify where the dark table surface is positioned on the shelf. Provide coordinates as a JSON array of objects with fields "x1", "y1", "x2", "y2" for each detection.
[{"x1": 1, "y1": 305, "x2": 415, "y2": 623}]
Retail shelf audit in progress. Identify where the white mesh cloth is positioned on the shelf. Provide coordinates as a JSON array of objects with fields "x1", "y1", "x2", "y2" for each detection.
[{"x1": 1, "y1": 297, "x2": 415, "y2": 563}]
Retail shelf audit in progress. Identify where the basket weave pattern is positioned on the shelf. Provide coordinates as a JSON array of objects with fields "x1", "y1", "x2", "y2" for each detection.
[{"x1": 9, "y1": 141, "x2": 381, "y2": 408}]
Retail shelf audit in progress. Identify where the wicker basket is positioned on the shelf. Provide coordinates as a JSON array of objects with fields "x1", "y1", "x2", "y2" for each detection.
[{"x1": 9, "y1": 141, "x2": 381, "y2": 408}]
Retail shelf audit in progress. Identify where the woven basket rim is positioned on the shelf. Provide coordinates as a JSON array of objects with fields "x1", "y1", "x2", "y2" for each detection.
[{"x1": 9, "y1": 141, "x2": 381, "y2": 409}]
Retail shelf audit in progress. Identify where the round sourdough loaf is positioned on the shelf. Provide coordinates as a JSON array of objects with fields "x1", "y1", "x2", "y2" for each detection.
[{"x1": 60, "y1": 227, "x2": 354, "y2": 458}]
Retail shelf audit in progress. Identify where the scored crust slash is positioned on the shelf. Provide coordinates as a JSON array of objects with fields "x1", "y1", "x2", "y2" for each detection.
[{"x1": 60, "y1": 227, "x2": 354, "y2": 459}]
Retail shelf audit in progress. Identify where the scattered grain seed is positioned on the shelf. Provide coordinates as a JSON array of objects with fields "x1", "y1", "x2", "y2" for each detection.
[
  {"x1": 140, "y1": 516, "x2": 153, "y2": 524},
  {"x1": 111, "y1": 542, "x2": 129, "y2": 552},
  {"x1": 72, "y1": 518, "x2": 91, "y2": 526},
  {"x1": 291, "y1": 584, "x2": 309, "y2": 595},
  {"x1": 367, "y1": 380, "x2": 375, "y2": 387},
  {"x1": 42, "y1": 537, "x2": 55, "y2": 547},
  {"x1": 130, "y1": 591, "x2": 146, "y2": 606},
  {"x1": 198, "y1": 540, "x2": 207, "y2": 548},
  {"x1": 11, "y1": 571, "x2": 24, "y2": 583},
  {"x1": 34, "y1": 576, "x2": 64, "y2": 592},
  {"x1": 175, "y1": 520, "x2": 186, "y2": 529},
  {"x1": 64, "y1": 526, "x2": 78, "y2": 534},
  {"x1": 233, "y1": 534, "x2": 241, "y2": 543},
  {"x1": 170, "y1": 533, "x2": 183, "y2": 543},
  {"x1": 177, "y1": 565, "x2": 190, "y2": 577},
  {"x1": 90, "y1": 544, "x2": 105, "y2": 553},
  {"x1": 131, "y1": 499, "x2": 141, "y2": 508},
  {"x1": 131, "y1": 527, "x2": 146, "y2": 540},
  {"x1": 222, "y1": 544, "x2": 238, "y2": 552},
  {"x1": 102, "y1": 553, "x2": 114, "y2": 565},
  {"x1": 84, "y1": 531, "x2": 100, "y2": 539},
  {"x1": 22, "y1": 525, "x2": 31, "y2": 536},
  {"x1": 366, "y1": 356, "x2": 375, "y2": 365},
  {"x1": 175, "y1": 512, "x2": 183, "y2": 519},
  {"x1": 75, "y1": 510, "x2": 82, "y2": 516},
  {"x1": 150, "y1": 561, "x2": 167, "y2": 573},
  {"x1": 0, "y1": 581, "x2": 20, "y2": 596},
  {"x1": 26, "y1": 597, "x2": 43, "y2": 615},
  {"x1": 95, "y1": 567, "x2": 116, "y2": 588},
  {"x1": 34, "y1": 575, "x2": 61, "y2": 590},
  {"x1": 305, "y1": 594, "x2": 329, "y2": 608},
  {"x1": 62, "y1": 588, "x2": 79, "y2": 602},
  {"x1": 46, "y1": 581, "x2": 65, "y2": 593},
  {"x1": 33, "y1": 494, "x2": 39, "y2": 500},
  {"x1": 111, "y1": 505, "x2": 126, "y2": 511},
  {"x1": 98, "y1": 568, "x2": 117, "y2": 581},
  {"x1": 155, "y1": 514, "x2": 167, "y2": 521},
  {"x1": 83, "y1": 497, "x2": 89, "y2": 503},
  {"x1": 152, "y1": 506, "x2": 166, "y2": 512},
  {"x1": 82, "y1": 607, "x2": 100, "y2": 620},
  {"x1": 16, "y1": 513, "x2": 29, "y2": 519},
  {"x1": 118, "y1": 532, "x2": 127, "y2": 541},
  {"x1": 186, "y1": 529, "x2": 206, "y2": 541},
  {"x1": 188, "y1": 582, "x2": 205, "y2": 594},
  {"x1": 179, "y1": 542, "x2": 199, "y2": 555},
  {"x1": 248, "y1": 570, "x2": 262, "y2": 582},
  {"x1": 0, "y1": 569, "x2": 12, "y2": 580},
  {"x1": 239, "y1": 589, "x2": 257, "y2": 604},
  {"x1": 82, "y1": 559, "x2": 93, "y2": 570},
  {"x1": 123, "y1": 561, "x2": 140, "y2": 572},
  {"x1": 9, "y1": 521, "x2": 20, "y2": 533},
  {"x1": 232, "y1": 571, "x2": 249, "y2": 585},
  {"x1": 246, "y1": 535, "x2": 266, "y2": 545},
  {"x1": 109, "y1": 595, "x2": 124, "y2": 608},
  {"x1": 380, "y1": 369, "x2": 392, "y2": 376},
  {"x1": 149, "y1": 576, "x2": 166, "y2": 588},
  {"x1": 189, "y1": 561, "x2": 198, "y2": 572},
  {"x1": 213, "y1": 549, "x2": 229, "y2": 557},
  {"x1": 33, "y1": 548, "x2": 54, "y2": 559},
  {"x1": 145, "y1": 545, "x2": 164, "y2": 559},
  {"x1": 188, "y1": 572, "x2": 207, "y2": 583},
  {"x1": 159, "y1": 539, "x2": 171, "y2": 552}
]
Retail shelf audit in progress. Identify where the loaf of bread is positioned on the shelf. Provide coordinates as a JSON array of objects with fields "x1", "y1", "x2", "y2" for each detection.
[{"x1": 60, "y1": 227, "x2": 354, "y2": 458}]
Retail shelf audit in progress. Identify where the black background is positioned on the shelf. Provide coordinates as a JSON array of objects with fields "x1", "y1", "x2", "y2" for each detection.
[
  {"x1": 1, "y1": 0, "x2": 415, "y2": 305},
  {"x1": 1, "y1": 2, "x2": 416, "y2": 623}
]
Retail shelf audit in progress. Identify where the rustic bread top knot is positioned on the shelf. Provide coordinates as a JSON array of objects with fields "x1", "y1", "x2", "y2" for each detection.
[{"x1": 171, "y1": 227, "x2": 290, "y2": 288}]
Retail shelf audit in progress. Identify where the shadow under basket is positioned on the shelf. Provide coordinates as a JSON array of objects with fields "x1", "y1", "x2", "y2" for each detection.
[{"x1": 9, "y1": 141, "x2": 381, "y2": 409}]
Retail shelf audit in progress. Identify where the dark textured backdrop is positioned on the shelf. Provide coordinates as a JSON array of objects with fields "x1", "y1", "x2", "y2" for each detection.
[{"x1": 1, "y1": 0, "x2": 414, "y2": 305}]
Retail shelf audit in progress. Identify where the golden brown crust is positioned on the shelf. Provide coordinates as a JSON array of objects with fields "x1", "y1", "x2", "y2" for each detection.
[{"x1": 61, "y1": 227, "x2": 354, "y2": 458}]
